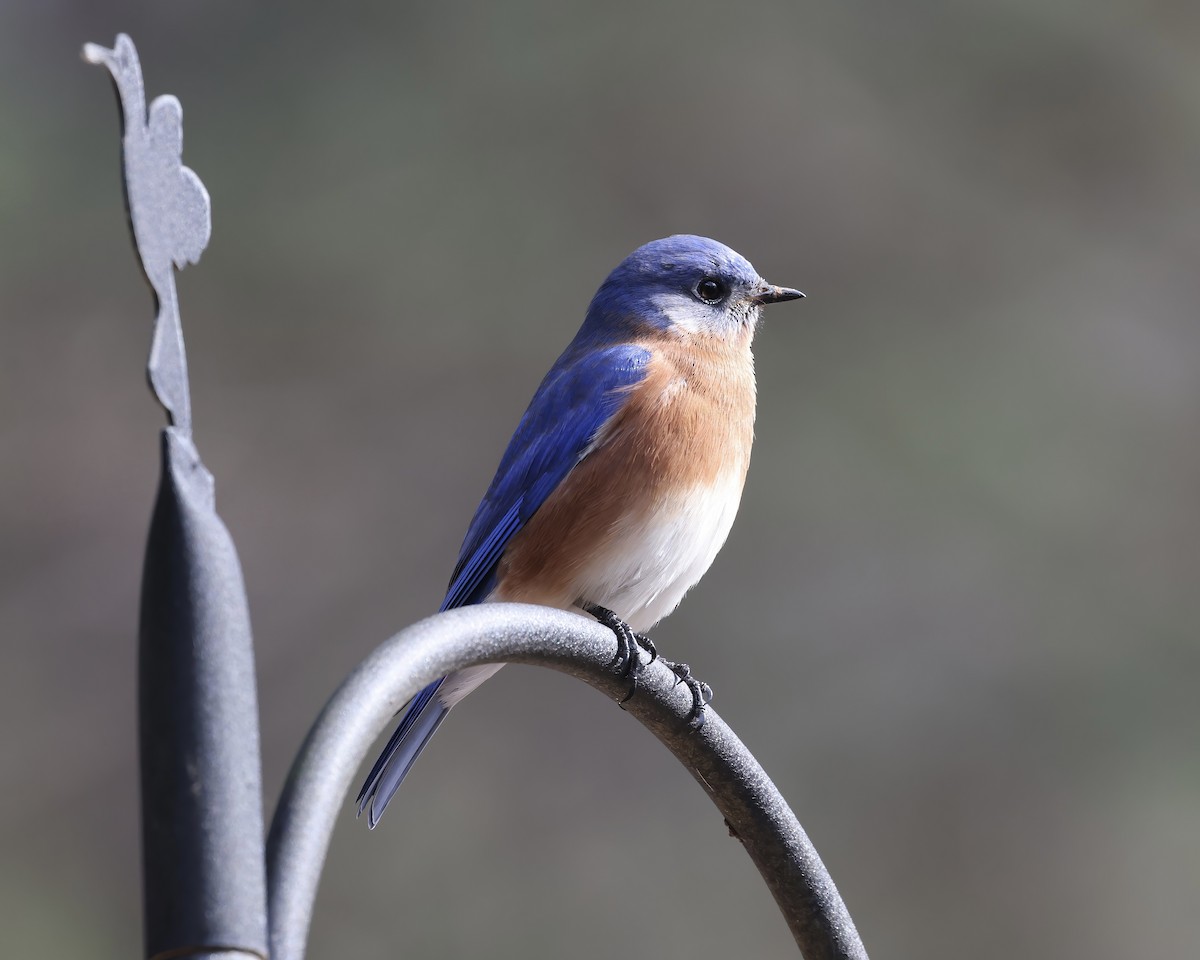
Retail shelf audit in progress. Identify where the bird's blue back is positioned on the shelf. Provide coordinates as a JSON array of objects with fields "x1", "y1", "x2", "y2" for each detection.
[{"x1": 441, "y1": 340, "x2": 651, "y2": 611}]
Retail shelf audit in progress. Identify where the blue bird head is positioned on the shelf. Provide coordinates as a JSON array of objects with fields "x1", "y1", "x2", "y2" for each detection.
[{"x1": 583, "y1": 235, "x2": 803, "y2": 342}]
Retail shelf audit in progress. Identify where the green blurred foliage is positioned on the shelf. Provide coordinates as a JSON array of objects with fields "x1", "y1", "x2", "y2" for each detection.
[{"x1": 1, "y1": 1, "x2": 1198, "y2": 957}]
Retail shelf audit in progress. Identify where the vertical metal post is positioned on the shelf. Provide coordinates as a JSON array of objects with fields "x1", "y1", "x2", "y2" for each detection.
[
  {"x1": 138, "y1": 430, "x2": 268, "y2": 960},
  {"x1": 86, "y1": 35, "x2": 268, "y2": 960}
]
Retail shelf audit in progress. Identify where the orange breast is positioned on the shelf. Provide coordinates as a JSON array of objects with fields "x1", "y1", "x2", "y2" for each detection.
[{"x1": 493, "y1": 332, "x2": 756, "y2": 609}]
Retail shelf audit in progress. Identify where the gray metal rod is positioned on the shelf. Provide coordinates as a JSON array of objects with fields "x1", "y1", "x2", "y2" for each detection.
[
  {"x1": 266, "y1": 603, "x2": 868, "y2": 960},
  {"x1": 86, "y1": 33, "x2": 267, "y2": 960},
  {"x1": 138, "y1": 430, "x2": 269, "y2": 960}
]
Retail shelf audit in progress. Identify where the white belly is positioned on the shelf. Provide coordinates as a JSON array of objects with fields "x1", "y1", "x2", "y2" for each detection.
[{"x1": 573, "y1": 469, "x2": 747, "y2": 633}]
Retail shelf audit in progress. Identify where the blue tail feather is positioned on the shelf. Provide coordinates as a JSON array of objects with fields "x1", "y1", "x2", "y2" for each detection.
[{"x1": 356, "y1": 678, "x2": 449, "y2": 827}]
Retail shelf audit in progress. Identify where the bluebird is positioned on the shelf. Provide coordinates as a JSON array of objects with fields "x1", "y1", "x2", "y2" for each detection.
[{"x1": 358, "y1": 235, "x2": 803, "y2": 826}]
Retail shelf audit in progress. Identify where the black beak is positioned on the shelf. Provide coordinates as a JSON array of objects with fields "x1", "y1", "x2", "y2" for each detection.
[{"x1": 752, "y1": 283, "x2": 806, "y2": 305}]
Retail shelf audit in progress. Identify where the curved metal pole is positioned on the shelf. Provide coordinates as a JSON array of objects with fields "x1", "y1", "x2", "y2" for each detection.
[{"x1": 266, "y1": 604, "x2": 868, "y2": 960}]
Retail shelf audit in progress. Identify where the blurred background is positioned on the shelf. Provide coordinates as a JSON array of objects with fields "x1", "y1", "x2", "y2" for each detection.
[{"x1": 2, "y1": 1, "x2": 1198, "y2": 957}]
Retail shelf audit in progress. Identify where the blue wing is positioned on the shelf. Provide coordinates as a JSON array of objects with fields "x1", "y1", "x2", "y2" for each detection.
[
  {"x1": 440, "y1": 341, "x2": 652, "y2": 610},
  {"x1": 356, "y1": 340, "x2": 651, "y2": 824}
]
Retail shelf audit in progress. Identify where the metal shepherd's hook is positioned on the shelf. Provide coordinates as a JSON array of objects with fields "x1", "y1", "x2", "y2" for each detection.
[{"x1": 86, "y1": 31, "x2": 868, "y2": 960}]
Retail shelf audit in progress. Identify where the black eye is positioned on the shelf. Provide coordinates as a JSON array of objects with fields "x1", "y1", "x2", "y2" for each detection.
[{"x1": 694, "y1": 276, "x2": 729, "y2": 304}]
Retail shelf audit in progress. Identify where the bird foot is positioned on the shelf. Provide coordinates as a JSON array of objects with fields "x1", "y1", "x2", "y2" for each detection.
[
  {"x1": 581, "y1": 603, "x2": 656, "y2": 701},
  {"x1": 579, "y1": 603, "x2": 709, "y2": 724},
  {"x1": 661, "y1": 658, "x2": 713, "y2": 727}
]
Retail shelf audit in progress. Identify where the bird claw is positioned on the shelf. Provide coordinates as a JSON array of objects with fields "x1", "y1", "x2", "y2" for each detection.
[
  {"x1": 580, "y1": 603, "x2": 710, "y2": 724},
  {"x1": 663, "y1": 659, "x2": 713, "y2": 727},
  {"x1": 582, "y1": 603, "x2": 656, "y2": 702},
  {"x1": 634, "y1": 632, "x2": 657, "y2": 663}
]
